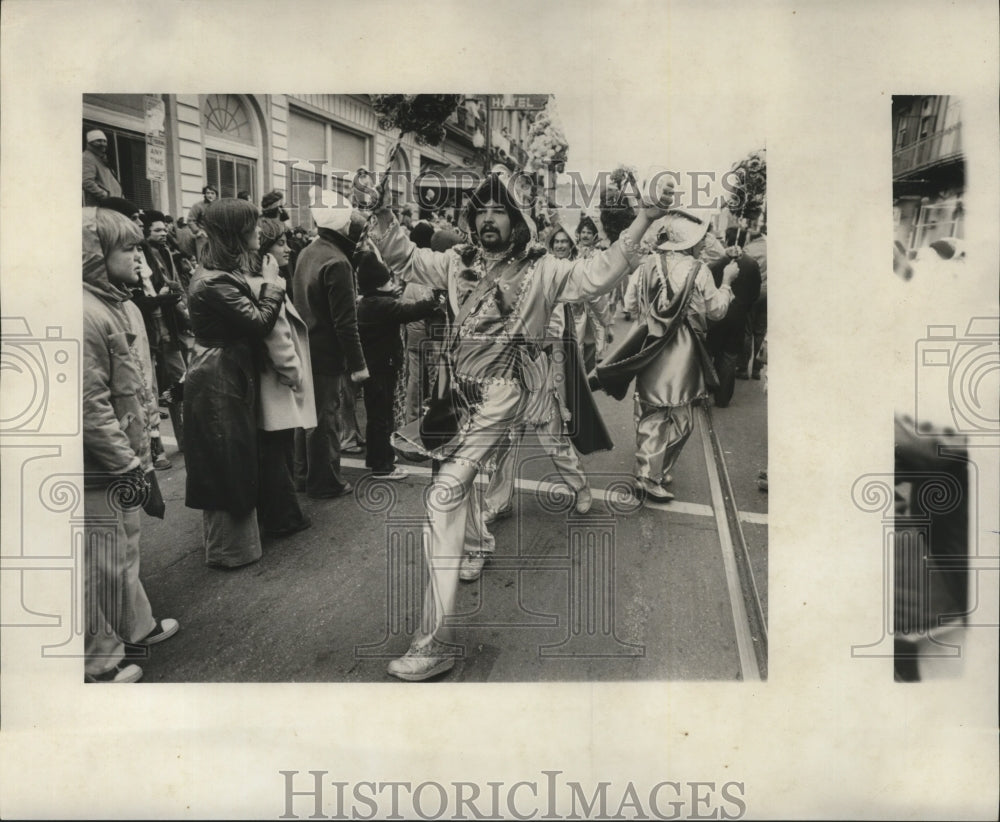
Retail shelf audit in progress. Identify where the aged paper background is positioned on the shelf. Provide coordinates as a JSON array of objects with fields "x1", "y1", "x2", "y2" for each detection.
[{"x1": 1, "y1": 0, "x2": 997, "y2": 818}]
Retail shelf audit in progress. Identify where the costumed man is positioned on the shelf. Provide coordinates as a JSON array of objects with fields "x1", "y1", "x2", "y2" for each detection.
[
  {"x1": 575, "y1": 214, "x2": 603, "y2": 257},
  {"x1": 480, "y1": 224, "x2": 614, "y2": 526},
  {"x1": 371, "y1": 168, "x2": 672, "y2": 681},
  {"x1": 591, "y1": 208, "x2": 738, "y2": 503},
  {"x1": 569, "y1": 217, "x2": 615, "y2": 369}
]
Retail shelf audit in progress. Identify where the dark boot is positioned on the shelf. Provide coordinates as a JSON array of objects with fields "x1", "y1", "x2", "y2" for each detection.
[{"x1": 168, "y1": 402, "x2": 184, "y2": 453}]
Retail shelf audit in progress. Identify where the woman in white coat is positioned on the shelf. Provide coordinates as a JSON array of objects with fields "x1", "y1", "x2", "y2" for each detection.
[{"x1": 248, "y1": 218, "x2": 318, "y2": 536}]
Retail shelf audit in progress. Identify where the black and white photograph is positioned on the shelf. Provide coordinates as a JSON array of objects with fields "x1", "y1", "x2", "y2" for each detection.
[
  {"x1": 1, "y1": 1, "x2": 997, "y2": 820},
  {"x1": 74, "y1": 91, "x2": 768, "y2": 685}
]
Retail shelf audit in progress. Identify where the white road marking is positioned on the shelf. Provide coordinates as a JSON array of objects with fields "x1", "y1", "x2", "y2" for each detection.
[{"x1": 158, "y1": 436, "x2": 767, "y2": 525}]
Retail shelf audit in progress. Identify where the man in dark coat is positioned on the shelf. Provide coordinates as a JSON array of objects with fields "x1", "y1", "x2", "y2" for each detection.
[
  {"x1": 706, "y1": 228, "x2": 761, "y2": 407},
  {"x1": 291, "y1": 195, "x2": 369, "y2": 498}
]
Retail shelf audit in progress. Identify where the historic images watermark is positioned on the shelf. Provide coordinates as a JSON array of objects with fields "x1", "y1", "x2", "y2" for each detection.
[
  {"x1": 278, "y1": 770, "x2": 748, "y2": 820},
  {"x1": 277, "y1": 162, "x2": 750, "y2": 215},
  {"x1": 851, "y1": 317, "x2": 999, "y2": 673}
]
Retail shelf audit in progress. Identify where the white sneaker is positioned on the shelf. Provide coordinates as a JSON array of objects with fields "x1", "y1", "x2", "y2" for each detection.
[
  {"x1": 376, "y1": 467, "x2": 410, "y2": 481},
  {"x1": 387, "y1": 642, "x2": 456, "y2": 682},
  {"x1": 459, "y1": 551, "x2": 489, "y2": 581},
  {"x1": 634, "y1": 477, "x2": 674, "y2": 503},
  {"x1": 86, "y1": 662, "x2": 143, "y2": 683}
]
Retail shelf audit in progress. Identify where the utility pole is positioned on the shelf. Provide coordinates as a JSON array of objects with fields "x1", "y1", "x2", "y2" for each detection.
[{"x1": 484, "y1": 94, "x2": 492, "y2": 173}]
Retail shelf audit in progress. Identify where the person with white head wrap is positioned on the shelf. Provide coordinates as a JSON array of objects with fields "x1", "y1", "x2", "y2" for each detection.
[
  {"x1": 82, "y1": 126, "x2": 122, "y2": 206},
  {"x1": 290, "y1": 189, "x2": 369, "y2": 501}
]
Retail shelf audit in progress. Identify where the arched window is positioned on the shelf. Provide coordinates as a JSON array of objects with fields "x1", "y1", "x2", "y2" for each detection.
[
  {"x1": 201, "y1": 94, "x2": 260, "y2": 201},
  {"x1": 202, "y1": 94, "x2": 255, "y2": 143}
]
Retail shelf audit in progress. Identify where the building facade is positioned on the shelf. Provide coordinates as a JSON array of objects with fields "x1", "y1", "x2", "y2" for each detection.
[
  {"x1": 891, "y1": 95, "x2": 965, "y2": 253},
  {"x1": 82, "y1": 93, "x2": 543, "y2": 228}
]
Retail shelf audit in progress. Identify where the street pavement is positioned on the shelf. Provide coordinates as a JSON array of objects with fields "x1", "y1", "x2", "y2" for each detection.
[{"x1": 136, "y1": 314, "x2": 768, "y2": 683}]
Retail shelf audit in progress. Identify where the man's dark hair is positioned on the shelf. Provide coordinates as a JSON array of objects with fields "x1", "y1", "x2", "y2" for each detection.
[
  {"x1": 576, "y1": 215, "x2": 599, "y2": 238},
  {"x1": 202, "y1": 184, "x2": 218, "y2": 196},
  {"x1": 261, "y1": 190, "x2": 284, "y2": 210},
  {"x1": 409, "y1": 221, "x2": 435, "y2": 249},
  {"x1": 141, "y1": 210, "x2": 167, "y2": 233},
  {"x1": 464, "y1": 174, "x2": 531, "y2": 257}
]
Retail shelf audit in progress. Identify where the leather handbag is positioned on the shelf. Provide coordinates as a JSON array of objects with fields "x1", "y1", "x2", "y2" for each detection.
[
  {"x1": 417, "y1": 264, "x2": 502, "y2": 451},
  {"x1": 142, "y1": 469, "x2": 166, "y2": 519},
  {"x1": 419, "y1": 356, "x2": 466, "y2": 451}
]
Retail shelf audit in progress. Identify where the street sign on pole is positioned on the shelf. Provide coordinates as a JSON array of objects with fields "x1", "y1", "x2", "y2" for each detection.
[{"x1": 144, "y1": 95, "x2": 166, "y2": 182}]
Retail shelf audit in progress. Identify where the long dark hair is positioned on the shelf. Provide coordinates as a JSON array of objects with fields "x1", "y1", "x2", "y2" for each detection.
[
  {"x1": 464, "y1": 175, "x2": 532, "y2": 258},
  {"x1": 200, "y1": 198, "x2": 259, "y2": 273}
]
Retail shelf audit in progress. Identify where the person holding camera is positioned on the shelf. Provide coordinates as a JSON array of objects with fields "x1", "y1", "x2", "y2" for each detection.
[
  {"x1": 82, "y1": 207, "x2": 180, "y2": 683},
  {"x1": 183, "y1": 198, "x2": 288, "y2": 568}
]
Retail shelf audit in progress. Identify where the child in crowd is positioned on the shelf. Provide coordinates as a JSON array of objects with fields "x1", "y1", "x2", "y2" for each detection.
[
  {"x1": 355, "y1": 249, "x2": 441, "y2": 479},
  {"x1": 82, "y1": 206, "x2": 180, "y2": 683}
]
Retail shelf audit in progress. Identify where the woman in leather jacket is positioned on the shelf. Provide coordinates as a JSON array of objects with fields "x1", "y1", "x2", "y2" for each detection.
[{"x1": 182, "y1": 199, "x2": 286, "y2": 568}]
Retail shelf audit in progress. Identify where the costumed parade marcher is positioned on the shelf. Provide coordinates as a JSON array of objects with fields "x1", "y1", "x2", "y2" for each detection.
[
  {"x1": 592, "y1": 208, "x2": 738, "y2": 503},
  {"x1": 480, "y1": 225, "x2": 614, "y2": 529},
  {"x1": 371, "y1": 168, "x2": 673, "y2": 681}
]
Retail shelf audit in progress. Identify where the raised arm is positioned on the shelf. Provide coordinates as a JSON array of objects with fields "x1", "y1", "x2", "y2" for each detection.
[
  {"x1": 199, "y1": 273, "x2": 286, "y2": 338},
  {"x1": 543, "y1": 208, "x2": 659, "y2": 303},
  {"x1": 372, "y1": 211, "x2": 452, "y2": 289},
  {"x1": 700, "y1": 261, "x2": 736, "y2": 322}
]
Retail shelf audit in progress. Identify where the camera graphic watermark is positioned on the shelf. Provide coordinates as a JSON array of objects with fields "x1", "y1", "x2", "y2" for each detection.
[
  {"x1": 913, "y1": 317, "x2": 999, "y2": 438},
  {"x1": 1, "y1": 318, "x2": 84, "y2": 656},
  {"x1": 852, "y1": 316, "x2": 999, "y2": 669},
  {"x1": 0, "y1": 317, "x2": 80, "y2": 436}
]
